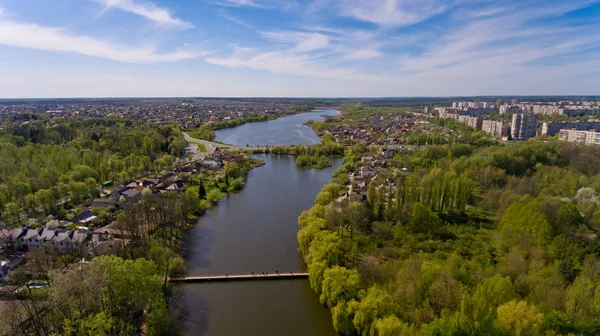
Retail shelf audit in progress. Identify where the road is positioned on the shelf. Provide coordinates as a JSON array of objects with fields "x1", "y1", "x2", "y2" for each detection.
[{"x1": 183, "y1": 132, "x2": 268, "y2": 162}]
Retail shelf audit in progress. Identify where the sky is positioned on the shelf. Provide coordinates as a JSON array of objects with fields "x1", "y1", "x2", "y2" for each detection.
[{"x1": 0, "y1": 0, "x2": 599, "y2": 98}]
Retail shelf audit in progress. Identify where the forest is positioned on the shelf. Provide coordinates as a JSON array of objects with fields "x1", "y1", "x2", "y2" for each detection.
[
  {"x1": 299, "y1": 139, "x2": 600, "y2": 336},
  {"x1": 0, "y1": 119, "x2": 197, "y2": 334},
  {"x1": 0, "y1": 119, "x2": 187, "y2": 222}
]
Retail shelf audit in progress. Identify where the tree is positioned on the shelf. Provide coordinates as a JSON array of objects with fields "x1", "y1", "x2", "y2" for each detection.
[
  {"x1": 149, "y1": 246, "x2": 187, "y2": 289},
  {"x1": 470, "y1": 274, "x2": 516, "y2": 331},
  {"x1": 224, "y1": 162, "x2": 241, "y2": 181},
  {"x1": 407, "y1": 202, "x2": 443, "y2": 235},
  {"x1": 320, "y1": 266, "x2": 361, "y2": 309},
  {"x1": 497, "y1": 300, "x2": 544, "y2": 336},
  {"x1": 352, "y1": 287, "x2": 397, "y2": 335},
  {"x1": 566, "y1": 274, "x2": 596, "y2": 323},
  {"x1": 332, "y1": 300, "x2": 358, "y2": 335},
  {"x1": 206, "y1": 189, "x2": 224, "y2": 204},
  {"x1": 556, "y1": 203, "x2": 584, "y2": 234},
  {"x1": 198, "y1": 181, "x2": 206, "y2": 199},
  {"x1": 307, "y1": 231, "x2": 345, "y2": 293},
  {"x1": 35, "y1": 188, "x2": 57, "y2": 214},
  {"x1": 315, "y1": 191, "x2": 334, "y2": 206},
  {"x1": 575, "y1": 187, "x2": 598, "y2": 207},
  {"x1": 499, "y1": 196, "x2": 552, "y2": 246},
  {"x1": 371, "y1": 315, "x2": 412, "y2": 336},
  {"x1": 4, "y1": 255, "x2": 169, "y2": 335},
  {"x1": 2, "y1": 202, "x2": 21, "y2": 225}
]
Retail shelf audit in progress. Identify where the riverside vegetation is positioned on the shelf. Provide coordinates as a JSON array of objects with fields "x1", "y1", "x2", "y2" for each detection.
[
  {"x1": 0, "y1": 118, "x2": 258, "y2": 335},
  {"x1": 299, "y1": 114, "x2": 600, "y2": 335}
]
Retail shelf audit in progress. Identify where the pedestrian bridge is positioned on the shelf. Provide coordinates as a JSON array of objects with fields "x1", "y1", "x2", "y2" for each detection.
[{"x1": 172, "y1": 272, "x2": 309, "y2": 283}]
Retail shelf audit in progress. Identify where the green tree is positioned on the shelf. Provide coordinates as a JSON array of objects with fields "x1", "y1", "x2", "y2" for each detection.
[
  {"x1": 499, "y1": 196, "x2": 552, "y2": 246},
  {"x1": 320, "y1": 266, "x2": 360, "y2": 309},
  {"x1": 2, "y1": 202, "x2": 21, "y2": 225},
  {"x1": 496, "y1": 300, "x2": 544, "y2": 336},
  {"x1": 352, "y1": 287, "x2": 397, "y2": 335},
  {"x1": 407, "y1": 202, "x2": 443, "y2": 235},
  {"x1": 470, "y1": 274, "x2": 516, "y2": 331},
  {"x1": 556, "y1": 203, "x2": 584, "y2": 234},
  {"x1": 198, "y1": 181, "x2": 206, "y2": 199},
  {"x1": 371, "y1": 315, "x2": 412, "y2": 336},
  {"x1": 315, "y1": 191, "x2": 334, "y2": 206},
  {"x1": 566, "y1": 274, "x2": 596, "y2": 323}
]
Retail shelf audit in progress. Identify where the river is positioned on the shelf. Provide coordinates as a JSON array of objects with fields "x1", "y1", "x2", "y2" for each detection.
[
  {"x1": 180, "y1": 109, "x2": 341, "y2": 336},
  {"x1": 215, "y1": 109, "x2": 340, "y2": 146}
]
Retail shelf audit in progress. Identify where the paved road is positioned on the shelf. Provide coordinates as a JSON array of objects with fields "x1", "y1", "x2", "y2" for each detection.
[{"x1": 183, "y1": 132, "x2": 268, "y2": 162}]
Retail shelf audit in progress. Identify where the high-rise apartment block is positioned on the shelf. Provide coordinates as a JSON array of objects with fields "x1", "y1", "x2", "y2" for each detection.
[
  {"x1": 482, "y1": 120, "x2": 509, "y2": 139},
  {"x1": 559, "y1": 129, "x2": 600, "y2": 145},
  {"x1": 511, "y1": 113, "x2": 539, "y2": 140}
]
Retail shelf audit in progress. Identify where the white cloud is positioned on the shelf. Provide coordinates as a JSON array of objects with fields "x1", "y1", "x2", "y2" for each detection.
[
  {"x1": 219, "y1": 11, "x2": 254, "y2": 28},
  {"x1": 91, "y1": 0, "x2": 193, "y2": 28},
  {"x1": 213, "y1": 0, "x2": 263, "y2": 8},
  {"x1": 343, "y1": 49, "x2": 381, "y2": 60},
  {"x1": 339, "y1": 0, "x2": 452, "y2": 27},
  {"x1": 261, "y1": 31, "x2": 329, "y2": 52},
  {"x1": 0, "y1": 19, "x2": 204, "y2": 63}
]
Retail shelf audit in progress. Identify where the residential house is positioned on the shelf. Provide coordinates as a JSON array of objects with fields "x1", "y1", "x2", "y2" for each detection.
[
  {"x1": 166, "y1": 181, "x2": 186, "y2": 192},
  {"x1": 122, "y1": 189, "x2": 141, "y2": 200},
  {"x1": 359, "y1": 166, "x2": 377, "y2": 178},
  {"x1": 21, "y1": 227, "x2": 44, "y2": 249},
  {"x1": 201, "y1": 160, "x2": 223, "y2": 169},
  {"x1": 91, "y1": 198, "x2": 117, "y2": 208},
  {"x1": 160, "y1": 172, "x2": 176, "y2": 184},
  {"x1": 142, "y1": 178, "x2": 160, "y2": 188},
  {"x1": 73, "y1": 208, "x2": 97, "y2": 224}
]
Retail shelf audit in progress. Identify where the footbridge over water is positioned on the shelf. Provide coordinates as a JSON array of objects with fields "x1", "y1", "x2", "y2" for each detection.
[{"x1": 172, "y1": 272, "x2": 309, "y2": 283}]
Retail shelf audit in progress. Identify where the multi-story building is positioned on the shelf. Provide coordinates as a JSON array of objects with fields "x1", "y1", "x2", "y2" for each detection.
[
  {"x1": 559, "y1": 129, "x2": 600, "y2": 145},
  {"x1": 458, "y1": 115, "x2": 483, "y2": 129},
  {"x1": 511, "y1": 113, "x2": 539, "y2": 140},
  {"x1": 542, "y1": 122, "x2": 600, "y2": 136},
  {"x1": 482, "y1": 120, "x2": 509, "y2": 139}
]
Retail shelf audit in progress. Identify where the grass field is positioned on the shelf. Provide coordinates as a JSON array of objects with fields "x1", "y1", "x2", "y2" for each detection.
[{"x1": 198, "y1": 144, "x2": 207, "y2": 152}]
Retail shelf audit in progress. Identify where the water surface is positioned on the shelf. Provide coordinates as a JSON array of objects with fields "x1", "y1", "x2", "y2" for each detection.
[
  {"x1": 182, "y1": 111, "x2": 342, "y2": 336},
  {"x1": 215, "y1": 109, "x2": 340, "y2": 146}
]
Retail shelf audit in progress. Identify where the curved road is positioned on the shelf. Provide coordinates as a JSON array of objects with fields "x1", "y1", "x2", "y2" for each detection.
[{"x1": 183, "y1": 132, "x2": 268, "y2": 162}]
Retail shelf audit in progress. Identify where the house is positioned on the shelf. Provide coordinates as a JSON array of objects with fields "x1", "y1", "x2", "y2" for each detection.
[
  {"x1": 88, "y1": 234, "x2": 128, "y2": 256},
  {"x1": 0, "y1": 228, "x2": 26, "y2": 248},
  {"x1": 53, "y1": 229, "x2": 91, "y2": 253},
  {"x1": 160, "y1": 172, "x2": 176, "y2": 183},
  {"x1": 142, "y1": 178, "x2": 160, "y2": 188},
  {"x1": 201, "y1": 160, "x2": 223, "y2": 168},
  {"x1": 348, "y1": 193, "x2": 365, "y2": 203},
  {"x1": 359, "y1": 166, "x2": 377, "y2": 178},
  {"x1": 73, "y1": 208, "x2": 97, "y2": 224},
  {"x1": 380, "y1": 146, "x2": 400, "y2": 159},
  {"x1": 166, "y1": 181, "x2": 186, "y2": 192},
  {"x1": 91, "y1": 198, "x2": 117, "y2": 208},
  {"x1": 39, "y1": 228, "x2": 59, "y2": 245},
  {"x1": 122, "y1": 189, "x2": 141, "y2": 199},
  {"x1": 179, "y1": 166, "x2": 195, "y2": 173},
  {"x1": 115, "y1": 186, "x2": 130, "y2": 196},
  {"x1": 21, "y1": 227, "x2": 44, "y2": 249}
]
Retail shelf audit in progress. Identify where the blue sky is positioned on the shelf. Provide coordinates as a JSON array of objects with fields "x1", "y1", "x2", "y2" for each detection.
[{"x1": 0, "y1": 0, "x2": 599, "y2": 98}]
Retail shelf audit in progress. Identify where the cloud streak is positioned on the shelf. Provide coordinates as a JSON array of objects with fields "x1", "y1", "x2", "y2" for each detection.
[
  {"x1": 92, "y1": 0, "x2": 193, "y2": 28},
  {"x1": 0, "y1": 18, "x2": 203, "y2": 63}
]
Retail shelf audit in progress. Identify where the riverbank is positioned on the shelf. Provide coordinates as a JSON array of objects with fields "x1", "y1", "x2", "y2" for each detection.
[
  {"x1": 178, "y1": 111, "x2": 344, "y2": 336},
  {"x1": 180, "y1": 155, "x2": 340, "y2": 336}
]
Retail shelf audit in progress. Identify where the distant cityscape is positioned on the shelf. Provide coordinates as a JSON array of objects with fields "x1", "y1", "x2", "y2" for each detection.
[
  {"x1": 3, "y1": 96, "x2": 600, "y2": 146},
  {"x1": 431, "y1": 98, "x2": 600, "y2": 144}
]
